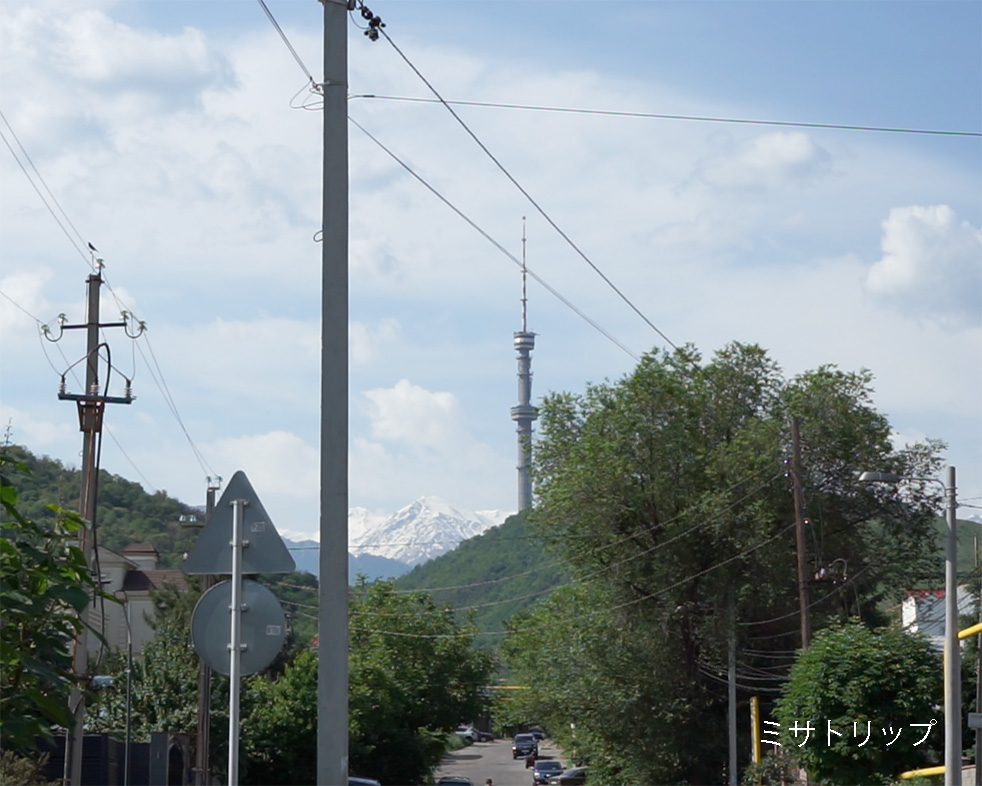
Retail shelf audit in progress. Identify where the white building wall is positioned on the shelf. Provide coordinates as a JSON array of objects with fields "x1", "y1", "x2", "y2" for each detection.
[{"x1": 903, "y1": 586, "x2": 977, "y2": 650}]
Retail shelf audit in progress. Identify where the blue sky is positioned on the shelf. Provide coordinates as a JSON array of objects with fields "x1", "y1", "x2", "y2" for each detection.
[{"x1": 1, "y1": 0, "x2": 979, "y2": 540}]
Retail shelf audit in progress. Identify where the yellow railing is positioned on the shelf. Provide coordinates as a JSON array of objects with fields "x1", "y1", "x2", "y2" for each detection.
[{"x1": 898, "y1": 765, "x2": 945, "y2": 779}]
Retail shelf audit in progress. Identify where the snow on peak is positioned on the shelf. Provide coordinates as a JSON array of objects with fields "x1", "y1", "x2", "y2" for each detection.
[{"x1": 349, "y1": 496, "x2": 515, "y2": 567}]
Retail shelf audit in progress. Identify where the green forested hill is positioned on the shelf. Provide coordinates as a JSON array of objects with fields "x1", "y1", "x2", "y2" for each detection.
[
  {"x1": 394, "y1": 511, "x2": 567, "y2": 641},
  {"x1": 1, "y1": 444, "x2": 201, "y2": 569}
]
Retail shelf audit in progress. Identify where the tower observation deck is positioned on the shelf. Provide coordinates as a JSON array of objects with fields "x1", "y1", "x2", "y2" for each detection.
[{"x1": 510, "y1": 330, "x2": 537, "y2": 511}]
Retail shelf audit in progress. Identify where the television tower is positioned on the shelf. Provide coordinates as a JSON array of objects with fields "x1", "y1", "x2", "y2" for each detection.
[{"x1": 510, "y1": 220, "x2": 538, "y2": 511}]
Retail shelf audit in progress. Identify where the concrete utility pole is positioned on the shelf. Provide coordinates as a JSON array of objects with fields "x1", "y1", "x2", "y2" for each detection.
[
  {"x1": 944, "y1": 465, "x2": 961, "y2": 786},
  {"x1": 60, "y1": 271, "x2": 135, "y2": 786},
  {"x1": 319, "y1": 0, "x2": 349, "y2": 783},
  {"x1": 791, "y1": 418, "x2": 810, "y2": 649}
]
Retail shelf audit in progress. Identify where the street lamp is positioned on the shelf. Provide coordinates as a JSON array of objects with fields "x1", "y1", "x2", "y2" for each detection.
[{"x1": 859, "y1": 466, "x2": 959, "y2": 786}]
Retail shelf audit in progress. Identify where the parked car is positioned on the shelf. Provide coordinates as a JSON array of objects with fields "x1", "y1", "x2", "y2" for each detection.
[
  {"x1": 512, "y1": 732, "x2": 538, "y2": 759},
  {"x1": 549, "y1": 766, "x2": 588, "y2": 785},
  {"x1": 437, "y1": 777, "x2": 474, "y2": 786},
  {"x1": 532, "y1": 759, "x2": 564, "y2": 785},
  {"x1": 529, "y1": 727, "x2": 546, "y2": 741},
  {"x1": 348, "y1": 778, "x2": 381, "y2": 786},
  {"x1": 456, "y1": 724, "x2": 493, "y2": 742}
]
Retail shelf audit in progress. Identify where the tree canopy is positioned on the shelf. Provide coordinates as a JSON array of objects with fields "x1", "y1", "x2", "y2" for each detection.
[
  {"x1": 87, "y1": 577, "x2": 493, "y2": 785},
  {"x1": 503, "y1": 342, "x2": 944, "y2": 784},
  {"x1": 0, "y1": 454, "x2": 109, "y2": 753}
]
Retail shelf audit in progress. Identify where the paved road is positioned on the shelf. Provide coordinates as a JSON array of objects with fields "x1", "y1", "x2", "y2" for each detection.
[{"x1": 433, "y1": 738, "x2": 566, "y2": 786}]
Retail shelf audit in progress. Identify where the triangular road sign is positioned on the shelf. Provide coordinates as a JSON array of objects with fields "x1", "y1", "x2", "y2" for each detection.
[{"x1": 183, "y1": 470, "x2": 296, "y2": 575}]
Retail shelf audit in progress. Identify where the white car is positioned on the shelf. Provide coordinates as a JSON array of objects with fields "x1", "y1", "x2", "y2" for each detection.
[{"x1": 455, "y1": 725, "x2": 479, "y2": 744}]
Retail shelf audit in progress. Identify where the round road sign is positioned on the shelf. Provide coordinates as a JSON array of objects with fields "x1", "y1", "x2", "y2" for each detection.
[{"x1": 190, "y1": 579, "x2": 287, "y2": 676}]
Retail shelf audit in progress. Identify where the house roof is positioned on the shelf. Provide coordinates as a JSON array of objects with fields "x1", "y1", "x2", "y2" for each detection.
[
  {"x1": 121, "y1": 569, "x2": 188, "y2": 592},
  {"x1": 121, "y1": 543, "x2": 159, "y2": 556}
]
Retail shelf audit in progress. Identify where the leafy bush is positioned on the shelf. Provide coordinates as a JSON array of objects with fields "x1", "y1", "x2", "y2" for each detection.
[{"x1": 774, "y1": 620, "x2": 942, "y2": 784}]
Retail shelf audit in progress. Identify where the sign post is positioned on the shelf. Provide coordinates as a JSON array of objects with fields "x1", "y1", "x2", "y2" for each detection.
[
  {"x1": 228, "y1": 498, "x2": 245, "y2": 786},
  {"x1": 184, "y1": 471, "x2": 295, "y2": 786}
]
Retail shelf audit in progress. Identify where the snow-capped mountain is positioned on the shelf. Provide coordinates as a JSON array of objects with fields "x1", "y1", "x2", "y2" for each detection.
[
  {"x1": 348, "y1": 506, "x2": 388, "y2": 542},
  {"x1": 349, "y1": 496, "x2": 511, "y2": 567},
  {"x1": 282, "y1": 497, "x2": 513, "y2": 579}
]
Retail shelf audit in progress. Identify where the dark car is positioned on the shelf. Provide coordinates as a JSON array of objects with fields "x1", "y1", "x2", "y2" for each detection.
[
  {"x1": 529, "y1": 728, "x2": 546, "y2": 741},
  {"x1": 532, "y1": 759, "x2": 564, "y2": 785},
  {"x1": 512, "y1": 732, "x2": 538, "y2": 759},
  {"x1": 348, "y1": 779, "x2": 382, "y2": 786},
  {"x1": 551, "y1": 766, "x2": 587, "y2": 786},
  {"x1": 436, "y1": 778, "x2": 474, "y2": 786}
]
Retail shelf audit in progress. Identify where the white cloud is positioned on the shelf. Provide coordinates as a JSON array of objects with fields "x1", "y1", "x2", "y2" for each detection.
[
  {"x1": 0, "y1": 269, "x2": 53, "y2": 336},
  {"x1": 362, "y1": 379, "x2": 463, "y2": 449},
  {"x1": 1, "y1": 0, "x2": 978, "y2": 523},
  {"x1": 864, "y1": 205, "x2": 982, "y2": 330},
  {"x1": 694, "y1": 131, "x2": 832, "y2": 192},
  {"x1": 206, "y1": 430, "x2": 318, "y2": 497},
  {"x1": 350, "y1": 380, "x2": 515, "y2": 512},
  {"x1": 0, "y1": 404, "x2": 77, "y2": 447},
  {"x1": 350, "y1": 318, "x2": 400, "y2": 365}
]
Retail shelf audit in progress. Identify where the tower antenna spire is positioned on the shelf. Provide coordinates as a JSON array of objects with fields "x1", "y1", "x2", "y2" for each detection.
[{"x1": 521, "y1": 216, "x2": 528, "y2": 333}]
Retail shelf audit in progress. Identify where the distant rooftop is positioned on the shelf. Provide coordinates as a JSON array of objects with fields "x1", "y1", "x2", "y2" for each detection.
[{"x1": 121, "y1": 543, "x2": 159, "y2": 555}]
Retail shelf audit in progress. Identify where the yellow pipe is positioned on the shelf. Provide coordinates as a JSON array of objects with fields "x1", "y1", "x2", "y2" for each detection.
[
  {"x1": 959, "y1": 622, "x2": 982, "y2": 640},
  {"x1": 899, "y1": 765, "x2": 945, "y2": 779}
]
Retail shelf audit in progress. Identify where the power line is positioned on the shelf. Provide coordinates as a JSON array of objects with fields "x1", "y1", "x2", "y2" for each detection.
[
  {"x1": 274, "y1": 467, "x2": 787, "y2": 622},
  {"x1": 0, "y1": 112, "x2": 215, "y2": 487},
  {"x1": 133, "y1": 334, "x2": 216, "y2": 479},
  {"x1": 0, "y1": 288, "x2": 159, "y2": 490},
  {"x1": 596, "y1": 521, "x2": 798, "y2": 619},
  {"x1": 0, "y1": 121, "x2": 93, "y2": 271},
  {"x1": 348, "y1": 116, "x2": 640, "y2": 361},
  {"x1": 349, "y1": 95, "x2": 982, "y2": 138},
  {"x1": 391, "y1": 463, "x2": 781, "y2": 595},
  {"x1": 255, "y1": 0, "x2": 320, "y2": 92},
  {"x1": 375, "y1": 30, "x2": 681, "y2": 352}
]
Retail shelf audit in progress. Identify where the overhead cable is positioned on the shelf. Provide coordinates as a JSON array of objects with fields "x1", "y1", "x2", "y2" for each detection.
[
  {"x1": 350, "y1": 95, "x2": 982, "y2": 138},
  {"x1": 349, "y1": 116, "x2": 640, "y2": 361},
  {"x1": 376, "y1": 30, "x2": 680, "y2": 351}
]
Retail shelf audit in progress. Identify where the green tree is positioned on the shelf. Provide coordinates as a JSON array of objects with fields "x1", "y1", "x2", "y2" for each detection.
[
  {"x1": 1, "y1": 444, "x2": 201, "y2": 569},
  {"x1": 87, "y1": 584, "x2": 201, "y2": 743},
  {"x1": 241, "y1": 650, "x2": 317, "y2": 785},
  {"x1": 507, "y1": 343, "x2": 943, "y2": 784},
  {"x1": 502, "y1": 582, "x2": 690, "y2": 785},
  {"x1": 88, "y1": 576, "x2": 494, "y2": 786},
  {"x1": 346, "y1": 579, "x2": 494, "y2": 786},
  {"x1": 0, "y1": 455, "x2": 109, "y2": 753},
  {"x1": 774, "y1": 621, "x2": 942, "y2": 784}
]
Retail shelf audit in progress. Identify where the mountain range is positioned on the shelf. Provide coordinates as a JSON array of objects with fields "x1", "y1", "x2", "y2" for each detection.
[{"x1": 285, "y1": 495, "x2": 511, "y2": 580}]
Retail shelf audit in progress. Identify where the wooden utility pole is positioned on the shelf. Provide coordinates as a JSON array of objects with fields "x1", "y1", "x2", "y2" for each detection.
[
  {"x1": 193, "y1": 480, "x2": 220, "y2": 786},
  {"x1": 61, "y1": 271, "x2": 135, "y2": 786},
  {"x1": 791, "y1": 418, "x2": 810, "y2": 649},
  {"x1": 727, "y1": 592, "x2": 737, "y2": 786}
]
